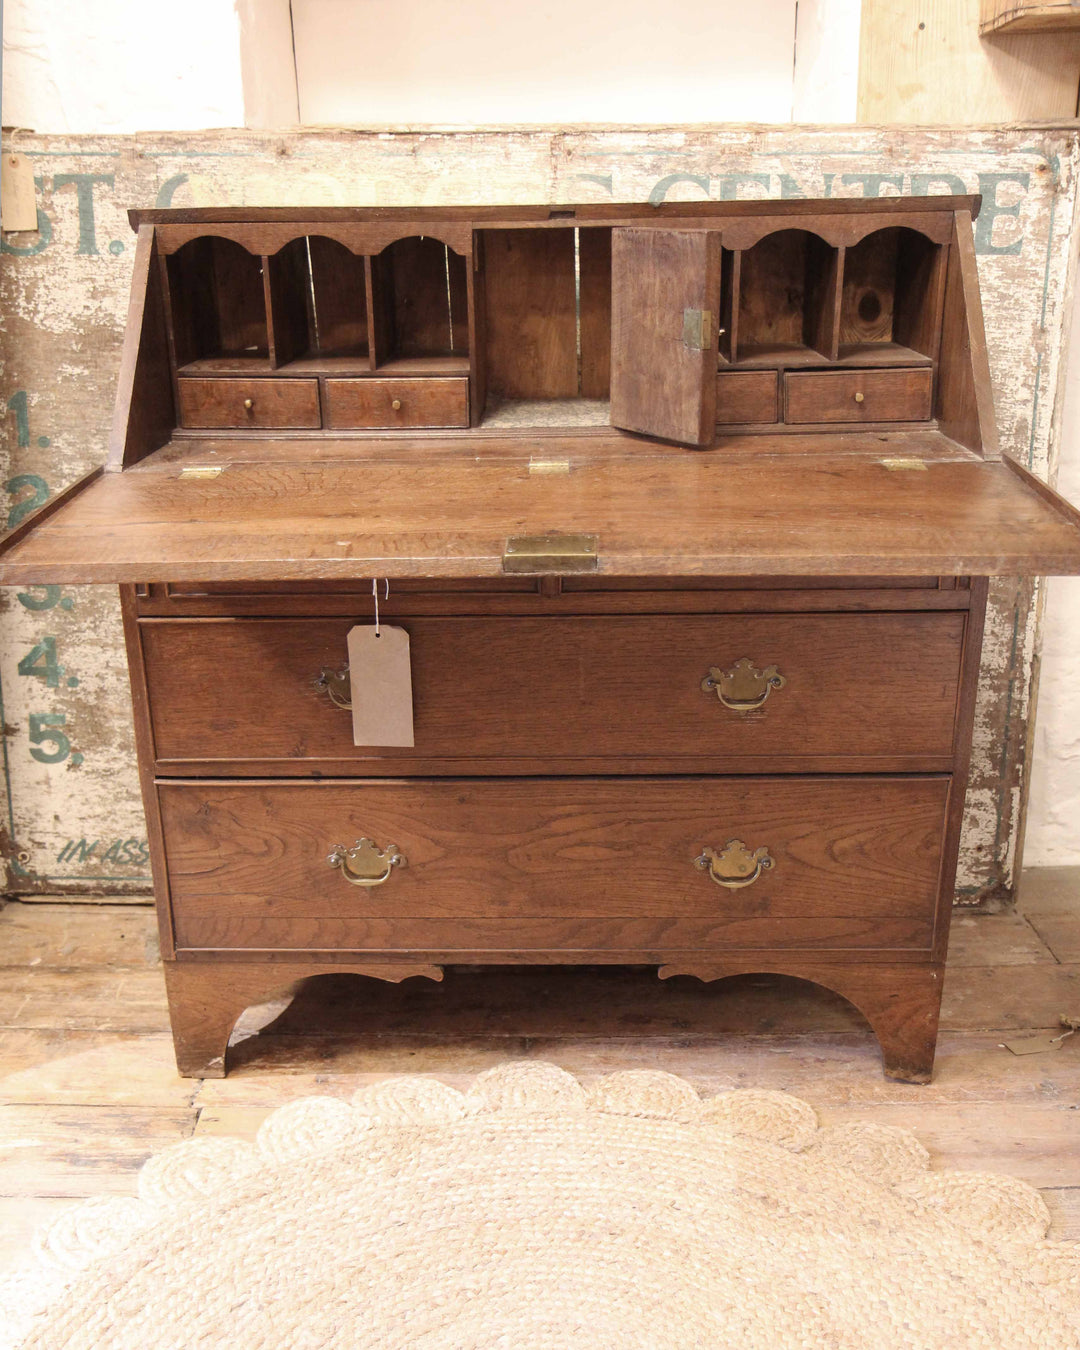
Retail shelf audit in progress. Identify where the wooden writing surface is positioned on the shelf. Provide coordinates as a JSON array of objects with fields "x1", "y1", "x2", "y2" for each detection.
[{"x1": 3, "y1": 444, "x2": 1080, "y2": 583}]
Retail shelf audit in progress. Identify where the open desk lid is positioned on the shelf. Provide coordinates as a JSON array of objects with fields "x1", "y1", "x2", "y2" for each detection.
[{"x1": 4, "y1": 434, "x2": 1080, "y2": 584}]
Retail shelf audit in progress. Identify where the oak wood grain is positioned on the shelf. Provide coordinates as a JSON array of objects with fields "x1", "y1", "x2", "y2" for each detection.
[
  {"x1": 139, "y1": 611, "x2": 966, "y2": 769},
  {"x1": 108, "y1": 226, "x2": 175, "y2": 470},
  {"x1": 715, "y1": 371, "x2": 778, "y2": 425},
  {"x1": 610, "y1": 228, "x2": 720, "y2": 445},
  {"x1": 177, "y1": 377, "x2": 321, "y2": 430},
  {"x1": 482, "y1": 228, "x2": 577, "y2": 400},
  {"x1": 323, "y1": 377, "x2": 468, "y2": 430},
  {"x1": 5, "y1": 453, "x2": 1080, "y2": 582},
  {"x1": 784, "y1": 368, "x2": 933, "y2": 424},
  {"x1": 160, "y1": 776, "x2": 949, "y2": 953}
]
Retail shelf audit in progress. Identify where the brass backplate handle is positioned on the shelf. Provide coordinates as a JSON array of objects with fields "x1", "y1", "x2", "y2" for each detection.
[
  {"x1": 702, "y1": 658, "x2": 786, "y2": 711},
  {"x1": 327, "y1": 838, "x2": 407, "y2": 887},
  {"x1": 695, "y1": 839, "x2": 774, "y2": 889},
  {"x1": 314, "y1": 666, "x2": 352, "y2": 709}
]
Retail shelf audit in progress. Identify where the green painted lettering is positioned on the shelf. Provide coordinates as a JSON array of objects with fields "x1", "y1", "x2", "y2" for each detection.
[
  {"x1": 5, "y1": 474, "x2": 50, "y2": 529},
  {"x1": 975, "y1": 172, "x2": 1029, "y2": 256},
  {"x1": 53, "y1": 173, "x2": 115, "y2": 255},
  {"x1": 17, "y1": 636, "x2": 64, "y2": 688}
]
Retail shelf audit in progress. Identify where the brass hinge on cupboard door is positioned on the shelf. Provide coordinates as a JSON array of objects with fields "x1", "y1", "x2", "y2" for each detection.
[
  {"x1": 502, "y1": 533, "x2": 598, "y2": 573},
  {"x1": 682, "y1": 308, "x2": 714, "y2": 352}
]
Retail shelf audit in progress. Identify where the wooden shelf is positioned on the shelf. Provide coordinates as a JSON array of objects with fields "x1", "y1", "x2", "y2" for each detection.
[
  {"x1": 725, "y1": 343, "x2": 932, "y2": 371},
  {"x1": 177, "y1": 353, "x2": 472, "y2": 378},
  {"x1": 980, "y1": 0, "x2": 1080, "y2": 33},
  {"x1": 375, "y1": 355, "x2": 471, "y2": 377},
  {"x1": 177, "y1": 356, "x2": 275, "y2": 375}
]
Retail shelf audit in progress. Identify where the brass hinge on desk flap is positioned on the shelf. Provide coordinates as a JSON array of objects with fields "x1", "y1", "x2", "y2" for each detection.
[
  {"x1": 178, "y1": 465, "x2": 224, "y2": 479},
  {"x1": 503, "y1": 533, "x2": 598, "y2": 573},
  {"x1": 682, "y1": 308, "x2": 713, "y2": 352}
]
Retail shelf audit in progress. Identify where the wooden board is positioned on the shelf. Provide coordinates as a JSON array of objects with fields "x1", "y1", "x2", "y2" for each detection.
[
  {"x1": 3, "y1": 449, "x2": 1080, "y2": 583},
  {"x1": 610, "y1": 228, "x2": 720, "y2": 445},
  {"x1": 482, "y1": 228, "x2": 577, "y2": 399},
  {"x1": 0, "y1": 125, "x2": 1077, "y2": 906},
  {"x1": 860, "y1": 0, "x2": 1080, "y2": 121}
]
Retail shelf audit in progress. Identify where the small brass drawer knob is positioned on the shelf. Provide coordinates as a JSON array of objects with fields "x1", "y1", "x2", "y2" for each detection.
[
  {"x1": 853, "y1": 391, "x2": 865, "y2": 404},
  {"x1": 327, "y1": 838, "x2": 407, "y2": 887},
  {"x1": 243, "y1": 397, "x2": 254, "y2": 410},
  {"x1": 702, "y1": 658, "x2": 786, "y2": 711},
  {"x1": 314, "y1": 666, "x2": 351, "y2": 709},
  {"x1": 695, "y1": 839, "x2": 774, "y2": 889},
  {"x1": 391, "y1": 398, "x2": 402, "y2": 411}
]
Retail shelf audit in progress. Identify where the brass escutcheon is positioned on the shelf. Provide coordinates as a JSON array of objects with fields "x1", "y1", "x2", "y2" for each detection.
[
  {"x1": 695, "y1": 839, "x2": 774, "y2": 889},
  {"x1": 314, "y1": 666, "x2": 352, "y2": 709},
  {"x1": 702, "y1": 658, "x2": 786, "y2": 711},
  {"x1": 327, "y1": 838, "x2": 407, "y2": 887}
]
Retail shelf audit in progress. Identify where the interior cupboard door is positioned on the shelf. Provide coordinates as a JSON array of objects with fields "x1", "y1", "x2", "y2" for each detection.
[{"x1": 610, "y1": 228, "x2": 720, "y2": 446}]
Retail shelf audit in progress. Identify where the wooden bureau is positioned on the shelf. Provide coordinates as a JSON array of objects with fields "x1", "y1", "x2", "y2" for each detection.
[{"x1": 3, "y1": 194, "x2": 1080, "y2": 1081}]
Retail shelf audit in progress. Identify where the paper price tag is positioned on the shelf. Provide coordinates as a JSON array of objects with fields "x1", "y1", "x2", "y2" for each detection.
[
  {"x1": 1, "y1": 154, "x2": 38, "y2": 232},
  {"x1": 347, "y1": 625, "x2": 414, "y2": 747}
]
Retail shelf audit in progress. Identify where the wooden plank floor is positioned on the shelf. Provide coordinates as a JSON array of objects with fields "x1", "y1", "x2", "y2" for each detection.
[{"x1": 3, "y1": 869, "x2": 1080, "y2": 1268}]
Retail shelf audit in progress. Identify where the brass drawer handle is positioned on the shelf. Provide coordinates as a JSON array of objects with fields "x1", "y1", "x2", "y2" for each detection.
[
  {"x1": 853, "y1": 391, "x2": 865, "y2": 404},
  {"x1": 695, "y1": 839, "x2": 774, "y2": 889},
  {"x1": 327, "y1": 838, "x2": 407, "y2": 887},
  {"x1": 314, "y1": 665, "x2": 351, "y2": 709},
  {"x1": 391, "y1": 398, "x2": 402, "y2": 411},
  {"x1": 702, "y1": 658, "x2": 786, "y2": 711},
  {"x1": 243, "y1": 397, "x2": 254, "y2": 411}
]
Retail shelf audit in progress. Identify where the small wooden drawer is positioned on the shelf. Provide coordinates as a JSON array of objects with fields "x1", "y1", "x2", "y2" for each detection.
[
  {"x1": 716, "y1": 371, "x2": 778, "y2": 425},
  {"x1": 177, "y1": 378, "x2": 321, "y2": 429},
  {"x1": 140, "y1": 611, "x2": 966, "y2": 773},
  {"x1": 784, "y1": 368, "x2": 933, "y2": 424},
  {"x1": 161, "y1": 776, "x2": 949, "y2": 954},
  {"x1": 324, "y1": 377, "x2": 469, "y2": 429}
]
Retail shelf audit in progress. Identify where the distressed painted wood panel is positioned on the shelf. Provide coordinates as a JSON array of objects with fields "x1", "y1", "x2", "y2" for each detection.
[{"x1": 0, "y1": 126, "x2": 1076, "y2": 903}]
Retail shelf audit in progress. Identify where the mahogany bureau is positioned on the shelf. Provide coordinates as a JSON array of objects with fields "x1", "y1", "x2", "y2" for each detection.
[{"x1": 4, "y1": 194, "x2": 1080, "y2": 1081}]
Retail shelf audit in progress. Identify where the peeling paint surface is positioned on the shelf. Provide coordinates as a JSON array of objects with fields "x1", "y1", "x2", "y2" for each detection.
[{"x1": 0, "y1": 126, "x2": 1076, "y2": 900}]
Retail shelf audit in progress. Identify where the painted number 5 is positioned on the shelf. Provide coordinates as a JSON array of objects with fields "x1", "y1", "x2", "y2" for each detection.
[{"x1": 29, "y1": 712, "x2": 71, "y2": 763}]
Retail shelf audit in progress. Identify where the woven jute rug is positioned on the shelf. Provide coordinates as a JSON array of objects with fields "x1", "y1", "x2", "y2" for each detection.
[{"x1": 2, "y1": 1062, "x2": 1078, "y2": 1349}]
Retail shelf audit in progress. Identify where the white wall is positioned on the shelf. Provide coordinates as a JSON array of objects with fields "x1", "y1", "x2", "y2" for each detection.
[
  {"x1": 2, "y1": 0, "x2": 1078, "y2": 860},
  {"x1": 291, "y1": 0, "x2": 799, "y2": 125},
  {"x1": 1, "y1": 0, "x2": 246, "y2": 132}
]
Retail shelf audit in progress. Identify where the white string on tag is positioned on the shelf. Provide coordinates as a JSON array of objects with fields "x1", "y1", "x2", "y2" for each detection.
[{"x1": 372, "y1": 578, "x2": 389, "y2": 636}]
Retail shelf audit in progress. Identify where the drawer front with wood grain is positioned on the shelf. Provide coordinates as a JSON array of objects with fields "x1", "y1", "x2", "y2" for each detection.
[
  {"x1": 784, "y1": 368, "x2": 933, "y2": 424},
  {"x1": 716, "y1": 371, "x2": 778, "y2": 425},
  {"x1": 324, "y1": 377, "x2": 469, "y2": 429},
  {"x1": 140, "y1": 611, "x2": 967, "y2": 772},
  {"x1": 162, "y1": 776, "x2": 949, "y2": 954},
  {"x1": 177, "y1": 378, "x2": 322, "y2": 429}
]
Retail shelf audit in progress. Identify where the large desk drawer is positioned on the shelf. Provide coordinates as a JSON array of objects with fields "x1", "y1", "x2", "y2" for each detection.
[
  {"x1": 141, "y1": 612, "x2": 966, "y2": 772},
  {"x1": 162, "y1": 776, "x2": 949, "y2": 954}
]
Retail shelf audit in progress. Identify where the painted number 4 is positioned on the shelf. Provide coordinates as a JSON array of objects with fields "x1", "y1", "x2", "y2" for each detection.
[
  {"x1": 17, "y1": 636, "x2": 82, "y2": 765},
  {"x1": 18, "y1": 635, "x2": 65, "y2": 687}
]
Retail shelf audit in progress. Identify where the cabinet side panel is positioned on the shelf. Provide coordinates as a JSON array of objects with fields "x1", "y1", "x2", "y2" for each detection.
[
  {"x1": 936, "y1": 212, "x2": 999, "y2": 459},
  {"x1": 108, "y1": 226, "x2": 176, "y2": 470}
]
